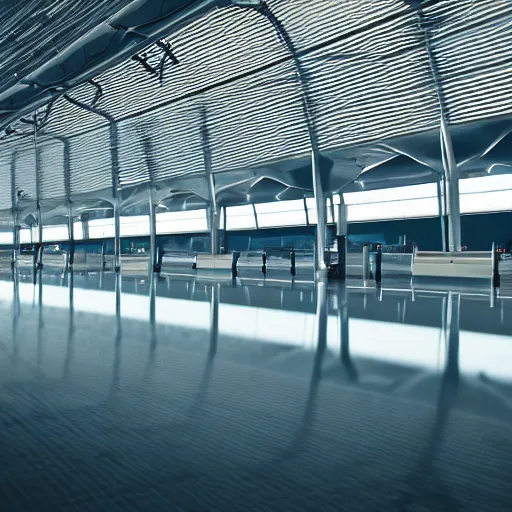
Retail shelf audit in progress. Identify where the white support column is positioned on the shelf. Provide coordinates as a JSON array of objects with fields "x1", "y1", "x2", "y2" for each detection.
[
  {"x1": 312, "y1": 150, "x2": 327, "y2": 273},
  {"x1": 81, "y1": 218, "x2": 89, "y2": 240},
  {"x1": 113, "y1": 201, "x2": 121, "y2": 272},
  {"x1": 441, "y1": 121, "x2": 461, "y2": 252},
  {"x1": 67, "y1": 202, "x2": 74, "y2": 269},
  {"x1": 436, "y1": 176, "x2": 447, "y2": 252},
  {"x1": 149, "y1": 187, "x2": 157, "y2": 273}
]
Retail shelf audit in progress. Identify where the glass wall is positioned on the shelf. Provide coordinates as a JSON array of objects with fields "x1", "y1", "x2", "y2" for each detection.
[
  {"x1": 2, "y1": 175, "x2": 510, "y2": 247},
  {"x1": 156, "y1": 209, "x2": 208, "y2": 234}
]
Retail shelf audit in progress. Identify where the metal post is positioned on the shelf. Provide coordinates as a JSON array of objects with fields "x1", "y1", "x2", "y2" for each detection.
[
  {"x1": 200, "y1": 107, "x2": 218, "y2": 256},
  {"x1": 312, "y1": 150, "x2": 327, "y2": 273},
  {"x1": 222, "y1": 205, "x2": 227, "y2": 254},
  {"x1": 209, "y1": 207, "x2": 219, "y2": 256},
  {"x1": 415, "y1": 7, "x2": 460, "y2": 254},
  {"x1": 149, "y1": 187, "x2": 158, "y2": 273},
  {"x1": 334, "y1": 196, "x2": 348, "y2": 280},
  {"x1": 81, "y1": 218, "x2": 89, "y2": 240},
  {"x1": 10, "y1": 152, "x2": 18, "y2": 269},
  {"x1": 362, "y1": 244, "x2": 370, "y2": 280},
  {"x1": 67, "y1": 202, "x2": 74, "y2": 269},
  {"x1": 375, "y1": 244, "x2": 382, "y2": 285},
  {"x1": 441, "y1": 122, "x2": 461, "y2": 252},
  {"x1": 63, "y1": 95, "x2": 120, "y2": 269},
  {"x1": 436, "y1": 176, "x2": 448, "y2": 253},
  {"x1": 113, "y1": 202, "x2": 121, "y2": 272},
  {"x1": 492, "y1": 242, "x2": 501, "y2": 290}
]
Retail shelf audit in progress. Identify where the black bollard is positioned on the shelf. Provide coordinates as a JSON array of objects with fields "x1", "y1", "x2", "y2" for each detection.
[
  {"x1": 262, "y1": 251, "x2": 267, "y2": 276},
  {"x1": 231, "y1": 251, "x2": 240, "y2": 278},
  {"x1": 290, "y1": 249, "x2": 296, "y2": 277},
  {"x1": 493, "y1": 246, "x2": 501, "y2": 289},
  {"x1": 375, "y1": 244, "x2": 382, "y2": 284}
]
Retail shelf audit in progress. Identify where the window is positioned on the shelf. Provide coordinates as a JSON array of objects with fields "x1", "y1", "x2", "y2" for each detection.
[
  {"x1": 342, "y1": 183, "x2": 439, "y2": 222},
  {"x1": 73, "y1": 222, "x2": 84, "y2": 240},
  {"x1": 0, "y1": 232, "x2": 13, "y2": 244},
  {"x1": 88, "y1": 218, "x2": 115, "y2": 239},
  {"x1": 459, "y1": 175, "x2": 512, "y2": 214},
  {"x1": 43, "y1": 225, "x2": 69, "y2": 242},
  {"x1": 225, "y1": 205, "x2": 256, "y2": 230},
  {"x1": 305, "y1": 198, "x2": 333, "y2": 225},
  {"x1": 255, "y1": 200, "x2": 307, "y2": 228},
  {"x1": 20, "y1": 229, "x2": 32, "y2": 244},
  {"x1": 156, "y1": 209, "x2": 207, "y2": 234},
  {"x1": 120, "y1": 215, "x2": 150, "y2": 237}
]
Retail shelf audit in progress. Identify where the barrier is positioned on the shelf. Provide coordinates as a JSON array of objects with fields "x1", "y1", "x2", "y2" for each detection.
[{"x1": 413, "y1": 250, "x2": 495, "y2": 289}]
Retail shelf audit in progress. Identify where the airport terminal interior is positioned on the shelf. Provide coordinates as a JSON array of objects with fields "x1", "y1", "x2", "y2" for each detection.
[{"x1": 0, "y1": 1, "x2": 511, "y2": 510}]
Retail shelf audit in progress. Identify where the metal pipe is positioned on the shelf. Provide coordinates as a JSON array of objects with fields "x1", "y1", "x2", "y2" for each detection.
[
  {"x1": 222, "y1": 205, "x2": 227, "y2": 254},
  {"x1": 149, "y1": 187, "x2": 157, "y2": 273},
  {"x1": 312, "y1": 150, "x2": 327, "y2": 272},
  {"x1": 113, "y1": 202, "x2": 121, "y2": 271},
  {"x1": 362, "y1": 244, "x2": 370, "y2": 281},
  {"x1": 67, "y1": 202, "x2": 74, "y2": 269},
  {"x1": 34, "y1": 119, "x2": 43, "y2": 270},
  {"x1": 10, "y1": 152, "x2": 18, "y2": 269},
  {"x1": 200, "y1": 107, "x2": 218, "y2": 256},
  {"x1": 436, "y1": 176, "x2": 447, "y2": 252},
  {"x1": 441, "y1": 121, "x2": 461, "y2": 252}
]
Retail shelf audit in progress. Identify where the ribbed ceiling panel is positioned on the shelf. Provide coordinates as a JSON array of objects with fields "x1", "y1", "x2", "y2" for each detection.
[
  {"x1": 1, "y1": 0, "x2": 512, "y2": 222},
  {"x1": 303, "y1": 11, "x2": 439, "y2": 150},
  {"x1": 69, "y1": 127, "x2": 112, "y2": 196},
  {"x1": 0, "y1": 152, "x2": 12, "y2": 211},
  {"x1": 427, "y1": 0, "x2": 512, "y2": 124},
  {"x1": 38, "y1": 139, "x2": 66, "y2": 200},
  {"x1": 206, "y1": 61, "x2": 309, "y2": 173},
  {"x1": 118, "y1": 104, "x2": 205, "y2": 187},
  {"x1": 93, "y1": 7, "x2": 285, "y2": 120},
  {"x1": 14, "y1": 145, "x2": 37, "y2": 201}
]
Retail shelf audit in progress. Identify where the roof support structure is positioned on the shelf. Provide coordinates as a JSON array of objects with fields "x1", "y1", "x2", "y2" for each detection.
[
  {"x1": 64, "y1": 94, "x2": 121, "y2": 270},
  {"x1": 10, "y1": 152, "x2": 18, "y2": 268},
  {"x1": 200, "y1": 107, "x2": 219, "y2": 255},
  {"x1": 416, "y1": 6, "x2": 461, "y2": 252},
  {"x1": 252, "y1": 1, "x2": 326, "y2": 273},
  {"x1": 33, "y1": 121, "x2": 43, "y2": 270}
]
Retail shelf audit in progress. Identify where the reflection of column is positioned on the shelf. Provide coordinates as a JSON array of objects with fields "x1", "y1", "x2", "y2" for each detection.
[
  {"x1": 63, "y1": 271, "x2": 74, "y2": 380},
  {"x1": 111, "y1": 272, "x2": 122, "y2": 394},
  {"x1": 187, "y1": 282, "x2": 220, "y2": 422},
  {"x1": 36, "y1": 271, "x2": 44, "y2": 375},
  {"x1": 11, "y1": 271, "x2": 20, "y2": 366},
  {"x1": 399, "y1": 291, "x2": 459, "y2": 505},
  {"x1": 445, "y1": 292, "x2": 460, "y2": 378},
  {"x1": 209, "y1": 283, "x2": 220, "y2": 357},
  {"x1": 145, "y1": 272, "x2": 157, "y2": 381},
  {"x1": 338, "y1": 283, "x2": 357, "y2": 382}
]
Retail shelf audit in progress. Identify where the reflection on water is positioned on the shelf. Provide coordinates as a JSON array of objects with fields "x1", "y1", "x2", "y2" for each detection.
[{"x1": 0, "y1": 270, "x2": 511, "y2": 510}]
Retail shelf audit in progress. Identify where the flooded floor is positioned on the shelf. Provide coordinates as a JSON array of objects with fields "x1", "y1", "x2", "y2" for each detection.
[{"x1": 1, "y1": 270, "x2": 511, "y2": 511}]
